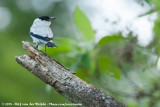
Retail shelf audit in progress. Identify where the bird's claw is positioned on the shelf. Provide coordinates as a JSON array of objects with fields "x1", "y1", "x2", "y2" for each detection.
[
  {"x1": 72, "y1": 72, "x2": 76, "y2": 74},
  {"x1": 35, "y1": 45, "x2": 39, "y2": 49}
]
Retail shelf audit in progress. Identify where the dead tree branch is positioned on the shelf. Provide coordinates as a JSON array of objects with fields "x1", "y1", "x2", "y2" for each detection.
[{"x1": 15, "y1": 41, "x2": 126, "y2": 107}]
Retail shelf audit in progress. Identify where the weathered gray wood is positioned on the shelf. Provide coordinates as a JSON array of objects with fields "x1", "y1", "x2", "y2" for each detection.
[{"x1": 15, "y1": 41, "x2": 126, "y2": 107}]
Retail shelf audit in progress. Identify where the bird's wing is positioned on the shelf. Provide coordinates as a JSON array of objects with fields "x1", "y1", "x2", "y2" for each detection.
[
  {"x1": 30, "y1": 26, "x2": 53, "y2": 41},
  {"x1": 45, "y1": 27, "x2": 53, "y2": 38}
]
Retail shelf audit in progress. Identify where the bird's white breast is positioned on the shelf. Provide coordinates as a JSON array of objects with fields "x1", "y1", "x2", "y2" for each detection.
[{"x1": 30, "y1": 25, "x2": 53, "y2": 38}]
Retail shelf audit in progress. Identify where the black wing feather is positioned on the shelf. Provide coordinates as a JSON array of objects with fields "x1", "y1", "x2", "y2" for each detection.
[{"x1": 30, "y1": 32, "x2": 52, "y2": 42}]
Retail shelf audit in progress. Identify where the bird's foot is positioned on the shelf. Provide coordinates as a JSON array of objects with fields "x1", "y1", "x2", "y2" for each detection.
[
  {"x1": 72, "y1": 72, "x2": 76, "y2": 74},
  {"x1": 35, "y1": 45, "x2": 38, "y2": 49}
]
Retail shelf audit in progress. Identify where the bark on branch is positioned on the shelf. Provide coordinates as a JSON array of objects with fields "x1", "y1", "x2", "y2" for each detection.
[{"x1": 15, "y1": 41, "x2": 126, "y2": 107}]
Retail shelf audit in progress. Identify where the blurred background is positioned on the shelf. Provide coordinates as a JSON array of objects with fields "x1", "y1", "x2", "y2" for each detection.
[{"x1": 0, "y1": 0, "x2": 160, "y2": 107}]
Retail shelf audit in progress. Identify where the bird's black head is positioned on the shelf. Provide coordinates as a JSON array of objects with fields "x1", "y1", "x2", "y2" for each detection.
[{"x1": 38, "y1": 16, "x2": 56, "y2": 21}]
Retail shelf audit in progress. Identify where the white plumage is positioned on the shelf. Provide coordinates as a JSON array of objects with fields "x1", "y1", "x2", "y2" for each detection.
[{"x1": 29, "y1": 16, "x2": 56, "y2": 54}]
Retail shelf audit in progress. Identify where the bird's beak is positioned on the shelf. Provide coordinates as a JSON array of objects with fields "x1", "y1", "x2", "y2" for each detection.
[{"x1": 49, "y1": 17, "x2": 56, "y2": 21}]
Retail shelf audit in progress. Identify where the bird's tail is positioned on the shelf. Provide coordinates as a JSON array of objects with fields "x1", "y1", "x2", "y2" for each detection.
[{"x1": 46, "y1": 42, "x2": 57, "y2": 47}]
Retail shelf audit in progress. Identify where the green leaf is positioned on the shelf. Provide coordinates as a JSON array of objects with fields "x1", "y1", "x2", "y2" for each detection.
[
  {"x1": 152, "y1": 0, "x2": 160, "y2": 8},
  {"x1": 55, "y1": 37, "x2": 77, "y2": 47},
  {"x1": 71, "y1": 52, "x2": 95, "y2": 75},
  {"x1": 41, "y1": 37, "x2": 77, "y2": 55},
  {"x1": 98, "y1": 35, "x2": 124, "y2": 46},
  {"x1": 80, "y1": 52, "x2": 95, "y2": 74},
  {"x1": 138, "y1": 8, "x2": 159, "y2": 17},
  {"x1": 98, "y1": 55, "x2": 121, "y2": 79},
  {"x1": 75, "y1": 68, "x2": 89, "y2": 82},
  {"x1": 127, "y1": 100, "x2": 138, "y2": 107},
  {"x1": 158, "y1": 46, "x2": 160, "y2": 56},
  {"x1": 145, "y1": 0, "x2": 151, "y2": 4},
  {"x1": 81, "y1": 53, "x2": 91, "y2": 70},
  {"x1": 74, "y1": 6, "x2": 95, "y2": 41},
  {"x1": 153, "y1": 14, "x2": 160, "y2": 46}
]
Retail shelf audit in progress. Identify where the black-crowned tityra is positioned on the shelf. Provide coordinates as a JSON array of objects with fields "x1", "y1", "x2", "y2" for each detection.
[{"x1": 29, "y1": 16, "x2": 57, "y2": 54}]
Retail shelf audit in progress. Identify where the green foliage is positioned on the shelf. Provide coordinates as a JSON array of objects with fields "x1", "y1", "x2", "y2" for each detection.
[
  {"x1": 74, "y1": 6, "x2": 95, "y2": 41},
  {"x1": 138, "y1": 8, "x2": 159, "y2": 17},
  {"x1": 154, "y1": 14, "x2": 160, "y2": 37},
  {"x1": 1, "y1": 0, "x2": 160, "y2": 106},
  {"x1": 145, "y1": 0, "x2": 151, "y2": 4},
  {"x1": 44, "y1": 37, "x2": 77, "y2": 55},
  {"x1": 152, "y1": 0, "x2": 160, "y2": 8},
  {"x1": 127, "y1": 100, "x2": 138, "y2": 107},
  {"x1": 98, "y1": 55, "x2": 121, "y2": 79},
  {"x1": 153, "y1": 13, "x2": 160, "y2": 58},
  {"x1": 51, "y1": 8, "x2": 124, "y2": 81},
  {"x1": 98, "y1": 35, "x2": 125, "y2": 46}
]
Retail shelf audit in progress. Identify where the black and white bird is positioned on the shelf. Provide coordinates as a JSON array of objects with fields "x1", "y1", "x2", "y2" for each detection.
[{"x1": 30, "y1": 16, "x2": 57, "y2": 54}]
